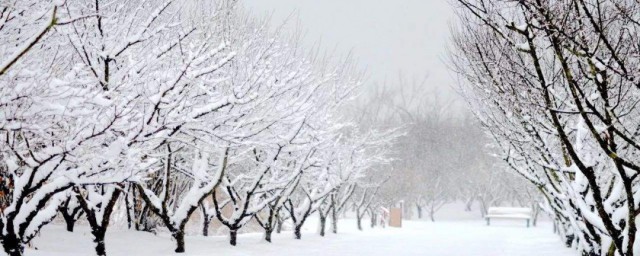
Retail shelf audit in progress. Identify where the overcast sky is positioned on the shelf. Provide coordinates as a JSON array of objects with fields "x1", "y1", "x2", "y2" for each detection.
[{"x1": 242, "y1": 0, "x2": 462, "y2": 108}]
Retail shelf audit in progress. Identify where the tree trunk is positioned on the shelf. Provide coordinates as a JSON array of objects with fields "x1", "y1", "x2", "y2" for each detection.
[
  {"x1": 532, "y1": 207, "x2": 539, "y2": 227},
  {"x1": 319, "y1": 214, "x2": 327, "y2": 237},
  {"x1": 229, "y1": 229, "x2": 238, "y2": 246},
  {"x1": 356, "y1": 209, "x2": 363, "y2": 231},
  {"x1": 370, "y1": 211, "x2": 377, "y2": 228},
  {"x1": 465, "y1": 198, "x2": 473, "y2": 212},
  {"x1": 59, "y1": 200, "x2": 83, "y2": 233},
  {"x1": 564, "y1": 234, "x2": 574, "y2": 248},
  {"x1": 173, "y1": 231, "x2": 186, "y2": 253},
  {"x1": 429, "y1": 207, "x2": 435, "y2": 222},
  {"x1": 294, "y1": 225, "x2": 302, "y2": 239},
  {"x1": 92, "y1": 229, "x2": 107, "y2": 256},
  {"x1": 607, "y1": 241, "x2": 617, "y2": 256},
  {"x1": 125, "y1": 186, "x2": 133, "y2": 230},
  {"x1": 137, "y1": 204, "x2": 151, "y2": 232},
  {"x1": 2, "y1": 235, "x2": 24, "y2": 256},
  {"x1": 264, "y1": 228, "x2": 273, "y2": 243},
  {"x1": 416, "y1": 205, "x2": 423, "y2": 219},
  {"x1": 132, "y1": 187, "x2": 141, "y2": 231},
  {"x1": 77, "y1": 187, "x2": 122, "y2": 256},
  {"x1": 202, "y1": 217, "x2": 210, "y2": 237},
  {"x1": 331, "y1": 205, "x2": 338, "y2": 234},
  {"x1": 276, "y1": 218, "x2": 283, "y2": 234},
  {"x1": 63, "y1": 215, "x2": 77, "y2": 232}
]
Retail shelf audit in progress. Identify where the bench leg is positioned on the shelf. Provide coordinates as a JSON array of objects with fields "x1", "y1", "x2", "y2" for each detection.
[
  {"x1": 527, "y1": 219, "x2": 530, "y2": 228},
  {"x1": 486, "y1": 218, "x2": 490, "y2": 226}
]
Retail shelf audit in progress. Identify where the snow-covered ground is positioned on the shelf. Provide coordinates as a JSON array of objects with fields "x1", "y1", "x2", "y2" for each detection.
[{"x1": 24, "y1": 210, "x2": 576, "y2": 256}]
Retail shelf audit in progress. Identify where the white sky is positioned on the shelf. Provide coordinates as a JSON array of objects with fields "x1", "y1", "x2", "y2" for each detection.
[{"x1": 242, "y1": 0, "x2": 462, "y2": 107}]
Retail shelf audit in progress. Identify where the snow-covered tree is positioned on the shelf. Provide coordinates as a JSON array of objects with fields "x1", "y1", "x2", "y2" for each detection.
[
  {"x1": 0, "y1": 1, "x2": 399, "y2": 255},
  {"x1": 450, "y1": 0, "x2": 640, "y2": 254}
]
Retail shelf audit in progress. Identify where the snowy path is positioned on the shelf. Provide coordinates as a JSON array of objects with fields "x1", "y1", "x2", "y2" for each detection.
[{"x1": 28, "y1": 219, "x2": 576, "y2": 256}]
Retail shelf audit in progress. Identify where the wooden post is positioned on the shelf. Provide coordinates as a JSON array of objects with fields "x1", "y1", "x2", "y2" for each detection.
[{"x1": 389, "y1": 208, "x2": 402, "y2": 228}]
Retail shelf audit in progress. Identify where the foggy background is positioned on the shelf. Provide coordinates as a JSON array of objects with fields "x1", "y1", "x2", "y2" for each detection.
[{"x1": 242, "y1": 0, "x2": 463, "y2": 112}]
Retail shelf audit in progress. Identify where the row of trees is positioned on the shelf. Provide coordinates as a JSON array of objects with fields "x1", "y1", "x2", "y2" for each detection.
[
  {"x1": 356, "y1": 77, "x2": 539, "y2": 222},
  {"x1": 0, "y1": 1, "x2": 397, "y2": 255},
  {"x1": 450, "y1": 0, "x2": 640, "y2": 255}
]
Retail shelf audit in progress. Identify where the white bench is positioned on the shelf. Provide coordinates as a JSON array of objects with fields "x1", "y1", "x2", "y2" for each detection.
[{"x1": 485, "y1": 207, "x2": 532, "y2": 227}]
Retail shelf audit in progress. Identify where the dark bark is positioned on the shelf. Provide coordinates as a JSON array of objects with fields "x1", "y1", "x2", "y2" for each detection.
[
  {"x1": 264, "y1": 229, "x2": 273, "y2": 243},
  {"x1": 60, "y1": 197, "x2": 83, "y2": 232},
  {"x1": 255, "y1": 204, "x2": 280, "y2": 243},
  {"x1": 92, "y1": 230, "x2": 107, "y2": 256},
  {"x1": 201, "y1": 204, "x2": 211, "y2": 237},
  {"x1": 125, "y1": 186, "x2": 133, "y2": 230},
  {"x1": 294, "y1": 225, "x2": 302, "y2": 240},
  {"x1": 416, "y1": 205, "x2": 423, "y2": 219},
  {"x1": 255, "y1": 213, "x2": 278, "y2": 243},
  {"x1": 331, "y1": 203, "x2": 338, "y2": 234},
  {"x1": 132, "y1": 186, "x2": 142, "y2": 231},
  {"x1": 229, "y1": 229, "x2": 238, "y2": 246},
  {"x1": 173, "y1": 231, "x2": 186, "y2": 253},
  {"x1": 135, "y1": 149, "x2": 227, "y2": 253},
  {"x1": 136, "y1": 204, "x2": 151, "y2": 232},
  {"x1": 319, "y1": 214, "x2": 327, "y2": 237},
  {"x1": 2, "y1": 235, "x2": 24, "y2": 256},
  {"x1": 285, "y1": 199, "x2": 314, "y2": 240},
  {"x1": 564, "y1": 234, "x2": 574, "y2": 248},
  {"x1": 62, "y1": 215, "x2": 77, "y2": 232},
  {"x1": 75, "y1": 186, "x2": 122, "y2": 256},
  {"x1": 202, "y1": 217, "x2": 210, "y2": 237}
]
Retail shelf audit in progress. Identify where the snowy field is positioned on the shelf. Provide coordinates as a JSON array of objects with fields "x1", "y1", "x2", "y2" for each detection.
[{"x1": 24, "y1": 211, "x2": 576, "y2": 256}]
